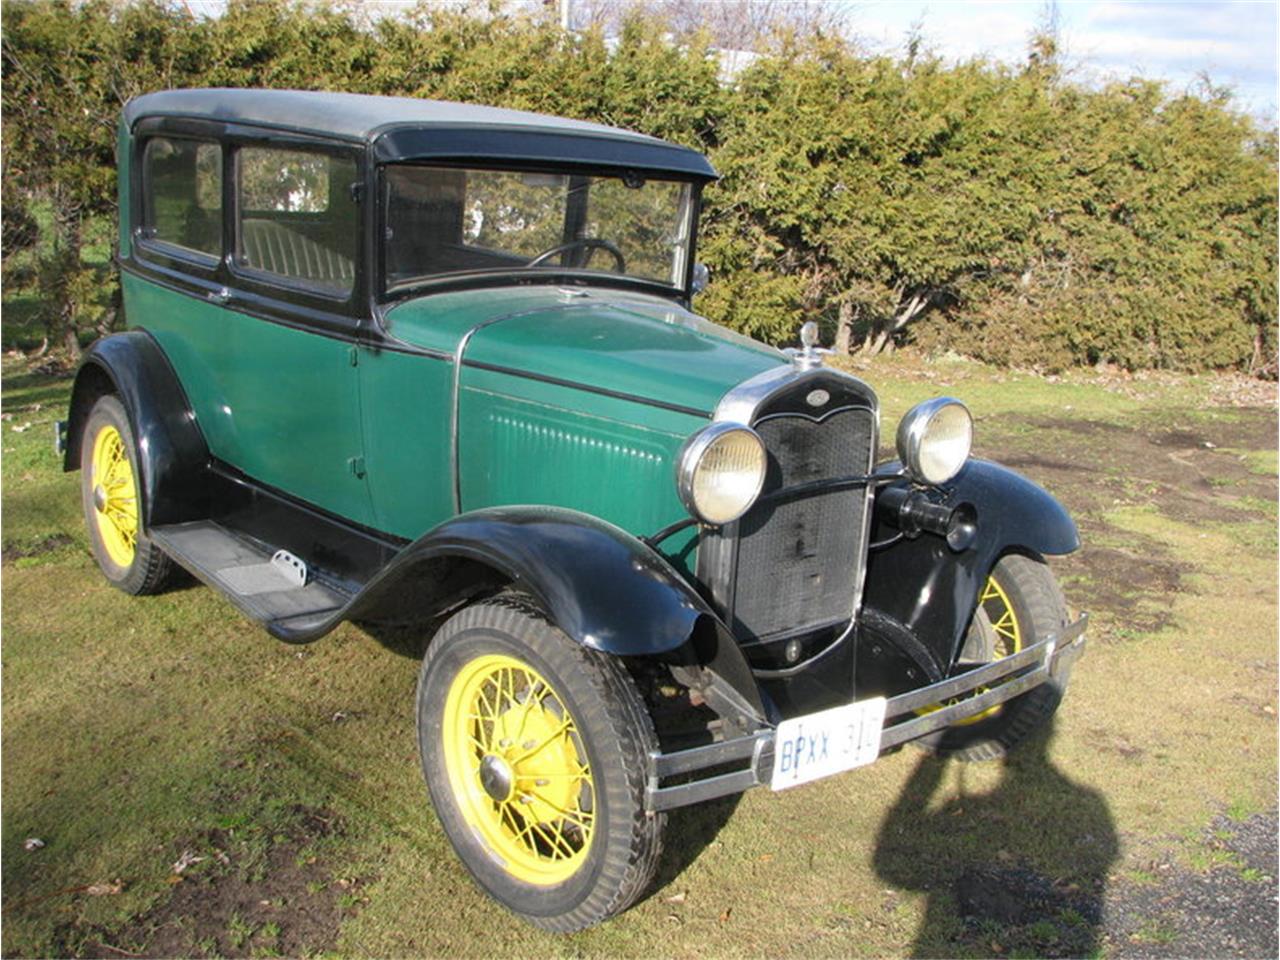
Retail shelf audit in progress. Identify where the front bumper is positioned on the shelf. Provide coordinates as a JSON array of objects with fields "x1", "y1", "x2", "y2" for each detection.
[{"x1": 645, "y1": 613, "x2": 1088, "y2": 812}]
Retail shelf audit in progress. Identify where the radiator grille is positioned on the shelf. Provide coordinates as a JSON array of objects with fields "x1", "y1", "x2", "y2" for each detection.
[{"x1": 728, "y1": 407, "x2": 875, "y2": 642}]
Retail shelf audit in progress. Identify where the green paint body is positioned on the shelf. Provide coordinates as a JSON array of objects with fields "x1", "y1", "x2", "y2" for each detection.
[
  {"x1": 127, "y1": 273, "x2": 786, "y2": 574},
  {"x1": 126, "y1": 274, "x2": 377, "y2": 527},
  {"x1": 116, "y1": 106, "x2": 788, "y2": 573}
]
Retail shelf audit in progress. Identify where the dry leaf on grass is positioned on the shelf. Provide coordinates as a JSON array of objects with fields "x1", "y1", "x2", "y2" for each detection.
[
  {"x1": 24, "y1": 838, "x2": 45, "y2": 851},
  {"x1": 171, "y1": 850, "x2": 204, "y2": 874},
  {"x1": 86, "y1": 880, "x2": 123, "y2": 896}
]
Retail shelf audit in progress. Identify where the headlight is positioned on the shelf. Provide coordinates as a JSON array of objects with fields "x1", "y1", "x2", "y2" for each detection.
[
  {"x1": 677, "y1": 423, "x2": 767, "y2": 525},
  {"x1": 896, "y1": 397, "x2": 973, "y2": 485}
]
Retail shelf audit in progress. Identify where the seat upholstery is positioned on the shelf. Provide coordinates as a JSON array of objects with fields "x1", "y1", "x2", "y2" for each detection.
[{"x1": 242, "y1": 218, "x2": 354, "y2": 291}]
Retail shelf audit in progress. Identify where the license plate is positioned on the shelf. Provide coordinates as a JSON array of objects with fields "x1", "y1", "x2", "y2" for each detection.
[{"x1": 770, "y1": 697, "x2": 887, "y2": 790}]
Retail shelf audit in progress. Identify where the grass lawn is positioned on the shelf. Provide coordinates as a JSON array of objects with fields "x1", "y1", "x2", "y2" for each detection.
[{"x1": 2, "y1": 348, "x2": 1276, "y2": 957}]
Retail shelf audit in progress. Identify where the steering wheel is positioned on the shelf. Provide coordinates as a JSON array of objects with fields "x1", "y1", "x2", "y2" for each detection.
[{"x1": 526, "y1": 237, "x2": 627, "y2": 273}]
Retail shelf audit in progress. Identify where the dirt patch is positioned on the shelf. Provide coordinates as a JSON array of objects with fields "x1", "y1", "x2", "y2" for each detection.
[
  {"x1": 1102, "y1": 810, "x2": 1279, "y2": 958},
  {"x1": 994, "y1": 410, "x2": 1277, "y2": 527},
  {"x1": 1065, "y1": 539, "x2": 1185, "y2": 635},
  {"x1": 1085, "y1": 727, "x2": 1147, "y2": 761},
  {"x1": 72, "y1": 807, "x2": 355, "y2": 959},
  {"x1": 2, "y1": 533, "x2": 74, "y2": 563},
  {"x1": 979, "y1": 407, "x2": 1277, "y2": 635},
  {"x1": 948, "y1": 865, "x2": 1108, "y2": 958}
]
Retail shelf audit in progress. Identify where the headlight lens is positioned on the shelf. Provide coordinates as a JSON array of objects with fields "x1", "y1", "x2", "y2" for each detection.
[
  {"x1": 896, "y1": 397, "x2": 973, "y2": 485},
  {"x1": 677, "y1": 423, "x2": 767, "y2": 525}
]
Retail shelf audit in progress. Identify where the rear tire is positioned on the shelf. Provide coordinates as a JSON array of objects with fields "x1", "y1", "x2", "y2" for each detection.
[
  {"x1": 915, "y1": 553, "x2": 1070, "y2": 762},
  {"x1": 80, "y1": 395, "x2": 174, "y2": 595},
  {"x1": 416, "y1": 594, "x2": 664, "y2": 931}
]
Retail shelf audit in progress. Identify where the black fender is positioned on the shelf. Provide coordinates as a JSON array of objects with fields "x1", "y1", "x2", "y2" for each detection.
[
  {"x1": 64, "y1": 330, "x2": 210, "y2": 527},
  {"x1": 276, "y1": 505, "x2": 767, "y2": 720},
  {"x1": 862, "y1": 459, "x2": 1078, "y2": 676}
]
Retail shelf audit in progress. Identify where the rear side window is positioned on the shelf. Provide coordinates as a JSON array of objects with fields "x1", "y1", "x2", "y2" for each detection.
[
  {"x1": 237, "y1": 147, "x2": 358, "y2": 295},
  {"x1": 141, "y1": 138, "x2": 222, "y2": 257}
]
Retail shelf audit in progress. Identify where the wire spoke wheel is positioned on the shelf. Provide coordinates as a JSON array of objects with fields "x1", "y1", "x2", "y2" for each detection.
[
  {"x1": 90, "y1": 423, "x2": 140, "y2": 568},
  {"x1": 918, "y1": 572, "x2": 1026, "y2": 725},
  {"x1": 442, "y1": 654, "x2": 596, "y2": 884},
  {"x1": 915, "y1": 553, "x2": 1070, "y2": 762},
  {"x1": 80, "y1": 395, "x2": 174, "y2": 595},
  {"x1": 418, "y1": 596, "x2": 664, "y2": 931}
]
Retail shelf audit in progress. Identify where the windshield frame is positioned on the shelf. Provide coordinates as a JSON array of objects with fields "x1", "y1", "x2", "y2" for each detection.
[{"x1": 374, "y1": 160, "x2": 704, "y2": 305}]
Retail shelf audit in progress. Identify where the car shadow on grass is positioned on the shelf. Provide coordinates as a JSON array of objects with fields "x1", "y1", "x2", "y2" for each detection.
[{"x1": 874, "y1": 722, "x2": 1118, "y2": 959}]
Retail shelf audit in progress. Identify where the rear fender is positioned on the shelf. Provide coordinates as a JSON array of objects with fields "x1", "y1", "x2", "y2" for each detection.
[
  {"x1": 863, "y1": 459, "x2": 1078, "y2": 675},
  {"x1": 64, "y1": 330, "x2": 210, "y2": 527}
]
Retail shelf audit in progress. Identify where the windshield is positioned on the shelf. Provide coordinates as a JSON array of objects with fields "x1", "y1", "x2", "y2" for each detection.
[{"x1": 382, "y1": 165, "x2": 694, "y2": 291}]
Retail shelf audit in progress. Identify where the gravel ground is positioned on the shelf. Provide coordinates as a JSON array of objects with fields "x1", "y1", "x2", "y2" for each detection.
[{"x1": 1103, "y1": 810, "x2": 1278, "y2": 958}]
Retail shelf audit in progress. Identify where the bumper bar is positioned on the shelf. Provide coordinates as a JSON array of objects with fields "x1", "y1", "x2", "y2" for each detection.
[{"x1": 645, "y1": 613, "x2": 1088, "y2": 812}]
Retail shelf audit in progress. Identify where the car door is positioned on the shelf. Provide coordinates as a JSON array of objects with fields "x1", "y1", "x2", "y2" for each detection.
[{"x1": 130, "y1": 128, "x2": 375, "y2": 528}]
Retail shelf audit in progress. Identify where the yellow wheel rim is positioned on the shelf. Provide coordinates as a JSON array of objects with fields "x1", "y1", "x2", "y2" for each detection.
[
  {"x1": 919, "y1": 572, "x2": 1023, "y2": 725},
  {"x1": 441, "y1": 653, "x2": 595, "y2": 885},
  {"x1": 90, "y1": 424, "x2": 139, "y2": 569}
]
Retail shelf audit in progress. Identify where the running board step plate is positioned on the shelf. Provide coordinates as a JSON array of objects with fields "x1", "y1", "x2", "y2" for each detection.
[{"x1": 150, "y1": 521, "x2": 347, "y2": 628}]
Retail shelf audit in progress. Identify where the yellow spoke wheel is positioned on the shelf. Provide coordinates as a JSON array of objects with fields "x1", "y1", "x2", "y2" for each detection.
[
  {"x1": 80, "y1": 395, "x2": 173, "y2": 595},
  {"x1": 418, "y1": 597, "x2": 665, "y2": 931},
  {"x1": 917, "y1": 572, "x2": 1023, "y2": 725},
  {"x1": 914, "y1": 553, "x2": 1070, "y2": 762},
  {"x1": 442, "y1": 653, "x2": 595, "y2": 885},
  {"x1": 90, "y1": 422, "x2": 140, "y2": 568}
]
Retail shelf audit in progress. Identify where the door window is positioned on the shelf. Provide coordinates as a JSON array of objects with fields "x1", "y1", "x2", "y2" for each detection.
[
  {"x1": 236, "y1": 147, "x2": 359, "y2": 295},
  {"x1": 141, "y1": 138, "x2": 222, "y2": 257}
]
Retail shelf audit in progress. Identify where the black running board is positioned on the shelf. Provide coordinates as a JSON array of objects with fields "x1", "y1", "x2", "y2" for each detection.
[{"x1": 150, "y1": 521, "x2": 351, "y2": 636}]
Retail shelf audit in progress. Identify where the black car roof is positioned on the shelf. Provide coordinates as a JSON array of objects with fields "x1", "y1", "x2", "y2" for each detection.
[{"x1": 125, "y1": 89, "x2": 718, "y2": 179}]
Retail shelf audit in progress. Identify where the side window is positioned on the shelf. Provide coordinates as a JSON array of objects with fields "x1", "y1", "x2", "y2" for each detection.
[
  {"x1": 141, "y1": 138, "x2": 222, "y2": 257},
  {"x1": 237, "y1": 147, "x2": 358, "y2": 295}
]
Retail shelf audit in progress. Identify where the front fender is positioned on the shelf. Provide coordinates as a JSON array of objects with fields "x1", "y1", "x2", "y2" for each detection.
[
  {"x1": 275, "y1": 505, "x2": 765, "y2": 717},
  {"x1": 862, "y1": 459, "x2": 1078, "y2": 674}
]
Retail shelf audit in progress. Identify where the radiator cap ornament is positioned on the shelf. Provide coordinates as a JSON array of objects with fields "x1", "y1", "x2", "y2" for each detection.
[{"x1": 786, "y1": 321, "x2": 832, "y2": 370}]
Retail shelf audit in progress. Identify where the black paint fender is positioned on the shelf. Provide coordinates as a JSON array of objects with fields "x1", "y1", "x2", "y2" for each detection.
[
  {"x1": 64, "y1": 330, "x2": 210, "y2": 527},
  {"x1": 863, "y1": 459, "x2": 1079, "y2": 675},
  {"x1": 274, "y1": 505, "x2": 767, "y2": 717}
]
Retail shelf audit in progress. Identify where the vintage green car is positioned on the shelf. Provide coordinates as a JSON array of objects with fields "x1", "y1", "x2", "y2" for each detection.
[{"x1": 63, "y1": 89, "x2": 1087, "y2": 930}]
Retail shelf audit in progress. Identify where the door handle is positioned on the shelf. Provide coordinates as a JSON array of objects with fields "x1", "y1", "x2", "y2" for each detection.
[{"x1": 208, "y1": 286, "x2": 232, "y2": 305}]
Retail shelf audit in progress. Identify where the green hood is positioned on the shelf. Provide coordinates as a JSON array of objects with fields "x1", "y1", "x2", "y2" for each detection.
[{"x1": 383, "y1": 285, "x2": 785, "y2": 414}]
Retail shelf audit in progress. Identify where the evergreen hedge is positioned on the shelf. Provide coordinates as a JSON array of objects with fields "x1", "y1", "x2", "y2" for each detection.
[{"x1": 3, "y1": 0, "x2": 1275, "y2": 373}]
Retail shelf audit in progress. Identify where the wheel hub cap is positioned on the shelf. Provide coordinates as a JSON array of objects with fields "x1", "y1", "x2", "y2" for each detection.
[
  {"x1": 93, "y1": 484, "x2": 108, "y2": 513},
  {"x1": 479, "y1": 754, "x2": 514, "y2": 802}
]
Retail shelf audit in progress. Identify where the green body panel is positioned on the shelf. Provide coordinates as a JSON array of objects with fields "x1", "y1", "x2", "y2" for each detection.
[
  {"x1": 376, "y1": 285, "x2": 782, "y2": 571},
  {"x1": 357, "y1": 346, "x2": 454, "y2": 537},
  {"x1": 384, "y1": 286, "x2": 783, "y2": 414},
  {"x1": 117, "y1": 118, "x2": 132, "y2": 259},
  {"x1": 128, "y1": 270, "x2": 783, "y2": 570},
  {"x1": 123, "y1": 275, "x2": 375, "y2": 526},
  {"x1": 458, "y1": 364, "x2": 704, "y2": 572}
]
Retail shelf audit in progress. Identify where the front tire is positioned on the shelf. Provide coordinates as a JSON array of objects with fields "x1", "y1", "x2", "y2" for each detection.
[
  {"x1": 916, "y1": 553, "x2": 1070, "y2": 761},
  {"x1": 416, "y1": 595, "x2": 664, "y2": 931},
  {"x1": 80, "y1": 395, "x2": 174, "y2": 595}
]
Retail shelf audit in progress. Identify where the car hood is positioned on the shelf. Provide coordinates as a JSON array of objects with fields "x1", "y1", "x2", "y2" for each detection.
[{"x1": 382, "y1": 285, "x2": 786, "y2": 415}]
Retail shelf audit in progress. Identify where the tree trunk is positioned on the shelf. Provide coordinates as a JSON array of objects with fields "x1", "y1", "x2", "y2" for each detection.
[
  {"x1": 834, "y1": 300, "x2": 854, "y2": 354},
  {"x1": 48, "y1": 203, "x2": 84, "y2": 360},
  {"x1": 866, "y1": 325, "x2": 891, "y2": 356}
]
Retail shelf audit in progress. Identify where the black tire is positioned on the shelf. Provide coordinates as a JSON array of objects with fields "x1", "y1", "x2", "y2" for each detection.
[
  {"x1": 915, "y1": 553, "x2": 1070, "y2": 762},
  {"x1": 80, "y1": 394, "x2": 174, "y2": 595},
  {"x1": 416, "y1": 594, "x2": 664, "y2": 931}
]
